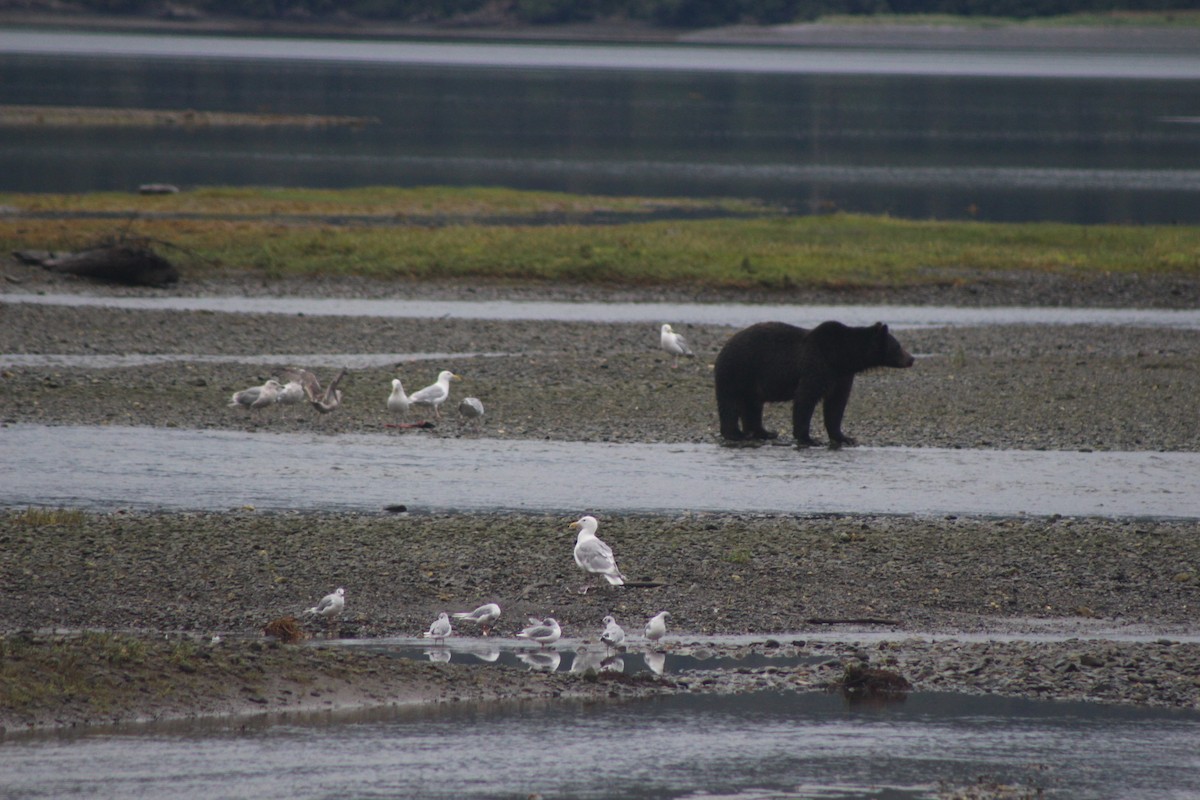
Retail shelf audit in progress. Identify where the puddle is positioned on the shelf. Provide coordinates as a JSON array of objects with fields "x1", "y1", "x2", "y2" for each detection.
[
  {"x1": 318, "y1": 637, "x2": 822, "y2": 676},
  {"x1": 5, "y1": 293, "x2": 1199, "y2": 330},
  {"x1": 0, "y1": 351, "x2": 509, "y2": 369},
  {"x1": 3, "y1": 689, "x2": 1199, "y2": 799},
  {"x1": 2, "y1": 424, "x2": 1198, "y2": 519}
]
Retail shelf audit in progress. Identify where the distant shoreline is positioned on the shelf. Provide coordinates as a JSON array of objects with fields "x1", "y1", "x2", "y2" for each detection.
[{"x1": 3, "y1": 10, "x2": 1200, "y2": 52}]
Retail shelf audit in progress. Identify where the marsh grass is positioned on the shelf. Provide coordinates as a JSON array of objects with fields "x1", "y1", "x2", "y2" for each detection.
[{"x1": 2, "y1": 188, "x2": 1197, "y2": 289}]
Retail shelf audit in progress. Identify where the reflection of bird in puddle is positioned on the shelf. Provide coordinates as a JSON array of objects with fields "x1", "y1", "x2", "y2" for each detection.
[
  {"x1": 644, "y1": 651, "x2": 665, "y2": 676},
  {"x1": 570, "y1": 645, "x2": 605, "y2": 675},
  {"x1": 469, "y1": 647, "x2": 500, "y2": 663},
  {"x1": 424, "y1": 648, "x2": 451, "y2": 664},
  {"x1": 517, "y1": 650, "x2": 562, "y2": 672},
  {"x1": 601, "y1": 655, "x2": 625, "y2": 674}
]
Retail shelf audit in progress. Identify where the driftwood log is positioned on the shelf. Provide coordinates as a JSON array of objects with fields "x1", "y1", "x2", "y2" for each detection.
[{"x1": 15, "y1": 244, "x2": 179, "y2": 287}]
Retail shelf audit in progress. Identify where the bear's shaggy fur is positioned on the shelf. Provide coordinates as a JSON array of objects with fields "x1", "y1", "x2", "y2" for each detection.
[{"x1": 714, "y1": 320, "x2": 914, "y2": 447}]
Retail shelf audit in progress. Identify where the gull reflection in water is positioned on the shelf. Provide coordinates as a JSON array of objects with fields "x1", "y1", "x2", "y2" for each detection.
[
  {"x1": 425, "y1": 648, "x2": 452, "y2": 664},
  {"x1": 517, "y1": 650, "x2": 562, "y2": 672},
  {"x1": 469, "y1": 646, "x2": 500, "y2": 663},
  {"x1": 644, "y1": 651, "x2": 665, "y2": 676}
]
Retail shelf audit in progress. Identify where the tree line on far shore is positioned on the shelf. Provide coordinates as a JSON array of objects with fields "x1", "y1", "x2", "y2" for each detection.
[{"x1": 71, "y1": 0, "x2": 1198, "y2": 27}]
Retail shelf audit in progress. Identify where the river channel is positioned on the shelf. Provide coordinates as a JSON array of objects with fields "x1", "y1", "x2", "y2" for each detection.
[{"x1": 3, "y1": 689, "x2": 1199, "y2": 799}]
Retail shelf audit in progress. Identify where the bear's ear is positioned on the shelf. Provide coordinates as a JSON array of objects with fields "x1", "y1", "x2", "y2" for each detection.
[{"x1": 873, "y1": 321, "x2": 888, "y2": 334}]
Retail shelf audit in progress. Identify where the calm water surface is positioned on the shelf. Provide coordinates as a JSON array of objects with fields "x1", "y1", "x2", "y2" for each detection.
[
  {"x1": 3, "y1": 425, "x2": 1196, "y2": 518},
  {"x1": 2, "y1": 32, "x2": 1198, "y2": 222},
  {"x1": 4, "y1": 691, "x2": 1200, "y2": 799}
]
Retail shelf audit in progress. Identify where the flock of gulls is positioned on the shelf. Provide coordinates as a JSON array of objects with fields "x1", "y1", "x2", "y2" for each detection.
[
  {"x1": 244, "y1": 324, "x2": 695, "y2": 670},
  {"x1": 302, "y1": 514, "x2": 674, "y2": 669},
  {"x1": 229, "y1": 322, "x2": 694, "y2": 427}
]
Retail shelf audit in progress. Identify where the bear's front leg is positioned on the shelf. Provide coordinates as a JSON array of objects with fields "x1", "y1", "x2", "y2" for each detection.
[
  {"x1": 823, "y1": 376, "x2": 858, "y2": 448},
  {"x1": 791, "y1": 391, "x2": 821, "y2": 447}
]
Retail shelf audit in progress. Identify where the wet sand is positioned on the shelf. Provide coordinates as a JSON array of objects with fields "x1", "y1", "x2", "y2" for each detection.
[{"x1": 2, "y1": 264, "x2": 1199, "y2": 731}]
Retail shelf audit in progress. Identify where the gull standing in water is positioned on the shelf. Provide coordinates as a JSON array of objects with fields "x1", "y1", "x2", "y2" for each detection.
[
  {"x1": 659, "y1": 323, "x2": 694, "y2": 368},
  {"x1": 453, "y1": 602, "x2": 501, "y2": 636},
  {"x1": 517, "y1": 617, "x2": 561, "y2": 648},
  {"x1": 600, "y1": 615, "x2": 625, "y2": 654},
  {"x1": 409, "y1": 370, "x2": 460, "y2": 419},
  {"x1": 278, "y1": 367, "x2": 348, "y2": 414},
  {"x1": 570, "y1": 515, "x2": 626, "y2": 594},
  {"x1": 644, "y1": 611, "x2": 671, "y2": 647},
  {"x1": 305, "y1": 587, "x2": 345, "y2": 631},
  {"x1": 423, "y1": 612, "x2": 453, "y2": 644},
  {"x1": 229, "y1": 379, "x2": 282, "y2": 409}
]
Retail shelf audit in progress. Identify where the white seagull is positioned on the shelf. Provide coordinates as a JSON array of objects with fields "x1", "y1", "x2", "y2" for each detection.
[
  {"x1": 457, "y1": 397, "x2": 485, "y2": 426},
  {"x1": 276, "y1": 380, "x2": 306, "y2": 406},
  {"x1": 387, "y1": 378, "x2": 412, "y2": 415},
  {"x1": 229, "y1": 379, "x2": 282, "y2": 409},
  {"x1": 305, "y1": 587, "x2": 345, "y2": 624},
  {"x1": 409, "y1": 370, "x2": 461, "y2": 419},
  {"x1": 659, "y1": 323, "x2": 694, "y2": 368},
  {"x1": 600, "y1": 615, "x2": 625, "y2": 654},
  {"x1": 423, "y1": 611, "x2": 453, "y2": 644},
  {"x1": 453, "y1": 602, "x2": 502, "y2": 636},
  {"x1": 516, "y1": 617, "x2": 562, "y2": 648},
  {"x1": 570, "y1": 515, "x2": 626, "y2": 593},
  {"x1": 644, "y1": 611, "x2": 671, "y2": 646}
]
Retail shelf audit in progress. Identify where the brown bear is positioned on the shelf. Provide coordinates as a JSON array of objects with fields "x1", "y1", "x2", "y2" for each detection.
[{"x1": 714, "y1": 320, "x2": 914, "y2": 447}]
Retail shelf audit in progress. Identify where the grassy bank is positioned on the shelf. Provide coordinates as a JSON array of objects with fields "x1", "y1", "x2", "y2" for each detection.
[{"x1": 2, "y1": 187, "x2": 1197, "y2": 290}]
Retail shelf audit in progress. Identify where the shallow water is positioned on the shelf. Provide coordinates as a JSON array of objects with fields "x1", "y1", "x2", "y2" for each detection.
[
  {"x1": 2, "y1": 424, "x2": 1197, "y2": 519},
  {"x1": 4, "y1": 293, "x2": 1199, "y2": 329},
  {"x1": 0, "y1": 352, "x2": 506, "y2": 369},
  {"x1": 3, "y1": 690, "x2": 1199, "y2": 799}
]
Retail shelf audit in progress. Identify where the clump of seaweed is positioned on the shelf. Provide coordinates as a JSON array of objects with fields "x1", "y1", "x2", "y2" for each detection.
[
  {"x1": 832, "y1": 663, "x2": 912, "y2": 697},
  {"x1": 263, "y1": 616, "x2": 306, "y2": 644},
  {"x1": 11, "y1": 507, "x2": 85, "y2": 527}
]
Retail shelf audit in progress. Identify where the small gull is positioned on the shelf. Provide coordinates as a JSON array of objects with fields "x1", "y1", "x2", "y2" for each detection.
[
  {"x1": 387, "y1": 377, "x2": 412, "y2": 415},
  {"x1": 305, "y1": 587, "x2": 345, "y2": 626},
  {"x1": 516, "y1": 617, "x2": 561, "y2": 648},
  {"x1": 409, "y1": 369, "x2": 460, "y2": 419},
  {"x1": 458, "y1": 396, "x2": 485, "y2": 427},
  {"x1": 452, "y1": 602, "x2": 501, "y2": 636},
  {"x1": 229, "y1": 379, "x2": 282, "y2": 409},
  {"x1": 660, "y1": 323, "x2": 694, "y2": 368},
  {"x1": 570, "y1": 515, "x2": 626, "y2": 594},
  {"x1": 644, "y1": 611, "x2": 671, "y2": 646},
  {"x1": 599, "y1": 615, "x2": 626, "y2": 654},
  {"x1": 278, "y1": 367, "x2": 347, "y2": 414},
  {"x1": 276, "y1": 380, "x2": 306, "y2": 406},
  {"x1": 423, "y1": 611, "x2": 453, "y2": 644}
]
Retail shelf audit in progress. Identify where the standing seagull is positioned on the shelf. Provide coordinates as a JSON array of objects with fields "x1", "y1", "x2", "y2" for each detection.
[
  {"x1": 278, "y1": 367, "x2": 347, "y2": 414},
  {"x1": 423, "y1": 612, "x2": 453, "y2": 644},
  {"x1": 458, "y1": 397, "x2": 485, "y2": 427},
  {"x1": 387, "y1": 378, "x2": 412, "y2": 415},
  {"x1": 305, "y1": 587, "x2": 346, "y2": 630},
  {"x1": 229, "y1": 379, "x2": 282, "y2": 409},
  {"x1": 276, "y1": 380, "x2": 306, "y2": 406},
  {"x1": 659, "y1": 323, "x2": 694, "y2": 368},
  {"x1": 644, "y1": 611, "x2": 671, "y2": 647},
  {"x1": 517, "y1": 617, "x2": 562, "y2": 648},
  {"x1": 599, "y1": 615, "x2": 626, "y2": 655},
  {"x1": 453, "y1": 602, "x2": 501, "y2": 636},
  {"x1": 570, "y1": 515, "x2": 626, "y2": 594},
  {"x1": 409, "y1": 370, "x2": 460, "y2": 419}
]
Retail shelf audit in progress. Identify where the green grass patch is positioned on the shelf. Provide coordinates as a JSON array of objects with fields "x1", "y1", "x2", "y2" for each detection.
[
  {"x1": 2, "y1": 187, "x2": 1197, "y2": 290},
  {"x1": 10, "y1": 507, "x2": 86, "y2": 527}
]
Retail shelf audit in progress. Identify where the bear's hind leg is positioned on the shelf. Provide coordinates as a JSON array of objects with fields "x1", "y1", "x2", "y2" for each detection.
[{"x1": 743, "y1": 398, "x2": 777, "y2": 440}]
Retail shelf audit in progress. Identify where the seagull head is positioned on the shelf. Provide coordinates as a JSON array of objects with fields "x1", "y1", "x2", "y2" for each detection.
[{"x1": 569, "y1": 515, "x2": 599, "y2": 537}]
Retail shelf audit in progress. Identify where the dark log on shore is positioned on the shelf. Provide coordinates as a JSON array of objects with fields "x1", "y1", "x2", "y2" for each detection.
[{"x1": 17, "y1": 244, "x2": 179, "y2": 287}]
